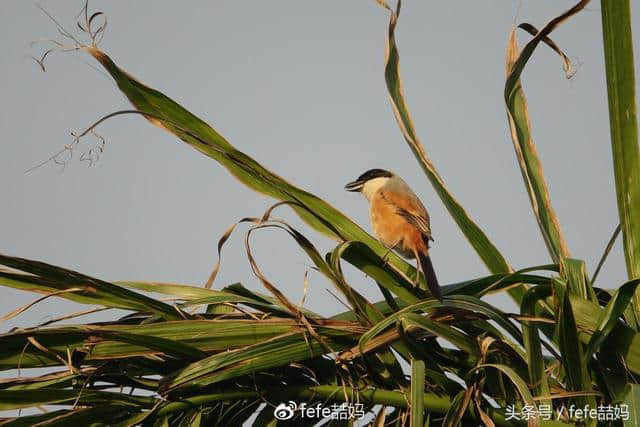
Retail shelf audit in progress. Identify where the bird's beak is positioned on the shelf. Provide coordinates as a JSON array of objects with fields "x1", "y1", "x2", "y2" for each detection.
[{"x1": 345, "y1": 180, "x2": 364, "y2": 192}]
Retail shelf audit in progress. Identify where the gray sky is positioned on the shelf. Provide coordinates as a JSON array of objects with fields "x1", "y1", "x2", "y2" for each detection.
[{"x1": 1, "y1": 0, "x2": 638, "y2": 346}]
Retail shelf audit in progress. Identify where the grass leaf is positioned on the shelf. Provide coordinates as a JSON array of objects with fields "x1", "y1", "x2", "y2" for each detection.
[
  {"x1": 503, "y1": 1, "x2": 591, "y2": 263},
  {"x1": 410, "y1": 358, "x2": 425, "y2": 427},
  {"x1": 379, "y1": 0, "x2": 513, "y2": 286},
  {"x1": 623, "y1": 384, "x2": 640, "y2": 426},
  {"x1": 520, "y1": 285, "x2": 552, "y2": 406},
  {"x1": 585, "y1": 279, "x2": 640, "y2": 361},
  {"x1": 601, "y1": 0, "x2": 640, "y2": 325},
  {"x1": 0, "y1": 254, "x2": 182, "y2": 320}
]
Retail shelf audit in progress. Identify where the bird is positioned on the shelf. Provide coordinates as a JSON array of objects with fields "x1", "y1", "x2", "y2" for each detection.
[{"x1": 345, "y1": 168, "x2": 441, "y2": 300}]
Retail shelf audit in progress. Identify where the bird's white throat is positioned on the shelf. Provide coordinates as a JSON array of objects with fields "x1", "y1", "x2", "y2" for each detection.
[{"x1": 362, "y1": 177, "x2": 390, "y2": 201}]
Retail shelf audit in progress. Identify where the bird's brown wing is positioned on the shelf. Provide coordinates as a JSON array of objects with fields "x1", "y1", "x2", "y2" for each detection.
[
  {"x1": 379, "y1": 189, "x2": 433, "y2": 241},
  {"x1": 395, "y1": 207, "x2": 433, "y2": 242}
]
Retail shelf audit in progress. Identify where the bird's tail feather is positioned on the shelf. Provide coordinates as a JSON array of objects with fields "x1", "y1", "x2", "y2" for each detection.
[{"x1": 418, "y1": 251, "x2": 441, "y2": 301}]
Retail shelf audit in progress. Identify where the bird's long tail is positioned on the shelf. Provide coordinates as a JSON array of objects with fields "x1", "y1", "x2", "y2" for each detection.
[{"x1": 418, "y1": 251, "x2": 441, "y2": 301}]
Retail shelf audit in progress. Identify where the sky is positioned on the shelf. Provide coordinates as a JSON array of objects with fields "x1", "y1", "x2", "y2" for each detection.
[{"x1": 0, "y1": 0, "x2": 638, "y2": 378}]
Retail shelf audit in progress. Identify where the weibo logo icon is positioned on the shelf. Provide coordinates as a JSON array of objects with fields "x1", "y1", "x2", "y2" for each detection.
[{"x1": 273, "y1": 401, "x2": 297, "y2": 420}]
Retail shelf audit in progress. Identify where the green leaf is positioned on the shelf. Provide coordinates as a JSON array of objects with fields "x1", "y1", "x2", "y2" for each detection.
[
  {"x1": 601, "y1": 0, "x2": 640, "y2": 322},
  {"x1": 562, "y1": 258, "x2": 596, "y2": 302},
  {"x1": 379, "y1": 1, "x2": 513, "y2": 283},
  {"x1": 555, "y1": 281, "x2": 596, "y2": 411},
  {"x1": 332, "y1": 241, "x2": 423, "y2": 306},
  {"x1": 244, "y1": 220, "x2": 383, "y2": 325},
  {"x1": 160, "y1": 330, "x2": 356, "y2": 392},
  {"x1": 115, "y1": 280, "x2": 224, "y2": 299},
  {"x1": 442, "y1": 295, "x2": 524, "y2": 344},
  {"x1": 358, "y1": 300, "x2": 441, "y2": 356},
  {"x1": 585, "y1": 279, "x2": 640, "y2": 361},
  {"x1": 591, "y1": 224, "x2": 621, "y2": 285},
  {"x1": 0, "y1": 389, "x2": 155, "y2": 410},
  {"x1": 410, "y1": 359, "x2": 425, "y2": 427},
  {"x1": 622, "y1": 384, "x2": 640, "y2": 427},
  {"x1": 221, "y1": 282, "x2": 320, "y2": 318},
  {"x1": 441, "y1": 265, "x2": 557, "y2": 297},
  {"x1": 84, "y1": 329, "x2": 208, "y2": 360},
  {"x1": 468, "y1": 363, "x2": 535, "y2": 407},
  {"x1": 520, "y1": 285, "x2": 552, "y2": 406},
  {"x1": 0, "y1": 319, "x2": 306, "y2": 369},
  {"x1": 178, "y1": 289, "x2": 317, "y2": 319},
  {"x1": 504, "y1": 6, "x2": 586, "y2": 264},
  {"x1": 0, "y1": 371, "x2": 76, "y2": 391},
  {"x1": 441, "y1": 390, "x2": 469, "y2": 427},
  {"x1": 0, "y1": 254, "x2": 182, "y2": 320},
  {"x1": 0, "y1": 405, "x2": 137, "y2": 427},
  {"x1": 400, "y1": 314, "x2": 479, "y2": 357},
  {"x1": 569, "y1": 293, "x2": 640, "y2": 375}
]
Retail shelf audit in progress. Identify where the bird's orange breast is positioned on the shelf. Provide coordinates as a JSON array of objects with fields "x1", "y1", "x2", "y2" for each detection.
[{"x1": 370, "y1": 191, "x2": 427, "y2": 259}]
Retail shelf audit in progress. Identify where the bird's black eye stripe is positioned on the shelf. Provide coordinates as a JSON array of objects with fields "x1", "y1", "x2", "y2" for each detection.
[{"x1": 357, "y1": 168, "x2": 392, "y2": 181}]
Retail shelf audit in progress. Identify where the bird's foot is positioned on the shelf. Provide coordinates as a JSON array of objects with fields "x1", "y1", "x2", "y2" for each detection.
[
  {"x1": 412, "y1": 277, "x2": 420, "y2": 288},
  {"x1": 379, "y1": 242, "x2": 399, "y2": 269},
  {"x1": 381, "y1": 253, "x2": 391, "y2": 269}
]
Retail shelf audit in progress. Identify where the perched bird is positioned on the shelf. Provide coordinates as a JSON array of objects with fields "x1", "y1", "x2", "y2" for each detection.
[{"x1": 345, "y1": 168, "x2": 441, "y2": 300}]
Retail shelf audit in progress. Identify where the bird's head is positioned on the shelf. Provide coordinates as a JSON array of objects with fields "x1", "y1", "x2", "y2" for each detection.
[{"x1": 345, "y1": 168, "x2": 394, "y2": 201}]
